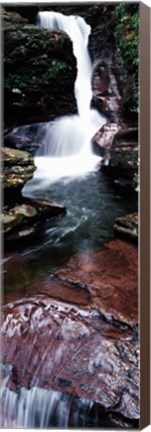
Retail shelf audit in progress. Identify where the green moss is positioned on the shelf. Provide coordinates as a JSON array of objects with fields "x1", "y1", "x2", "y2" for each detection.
[
  {"x1": 1, "y1": 147, "x2": 36, "y2": 190},
  {"x1": 4, "y1": 22, "x2": 77, "y2": 126},
  {"x1": 112, "y1": 4, "x2": 139, "y2": 112}
]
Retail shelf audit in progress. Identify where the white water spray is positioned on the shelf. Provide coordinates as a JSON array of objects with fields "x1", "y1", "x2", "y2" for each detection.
[
  {"x1": 37, "y1": 12, "x2": 92, "y2": 122},
  {"x1": 24, "y1": 11, "x2": 106, "y2": 188},
  {"x1": 1, "y1": 384, "x2": 94, "y2": 428}
]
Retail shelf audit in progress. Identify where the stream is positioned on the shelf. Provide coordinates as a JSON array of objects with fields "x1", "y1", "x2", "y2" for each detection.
[{"x1": 2, "y1": 9, "x2": 138, "y2": 429}]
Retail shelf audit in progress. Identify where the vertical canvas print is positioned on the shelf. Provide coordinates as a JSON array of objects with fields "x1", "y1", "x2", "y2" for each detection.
[{"x1": 1, "y1": 1, "x2": 140, "y2": 429}]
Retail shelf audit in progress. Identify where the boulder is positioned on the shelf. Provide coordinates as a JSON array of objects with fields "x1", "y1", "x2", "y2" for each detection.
[
  {"x1": 4, "y1": 124, "x2": 42, "y2": 155},
  {"x1": 4, "y1": 13, "x2": 77, "y2": 128},
  {"x1": 101, "y1": 127, "x2": 138, "y2": 191},
  {"x1": 1, "y1": 147, "x2": 36, "y2": 200},
  {"x1": 114, "y1": 212, "x2": 138, "y2": 243},
  {"x1": 91, "y1": 124, "x2": 138, "y2": 192},
  {"x1": 3, "y1": 198, "x2": 66, "y2": 244},
  {"x1": 92, "y1": 121, "x2": 125, "y2": 162}
]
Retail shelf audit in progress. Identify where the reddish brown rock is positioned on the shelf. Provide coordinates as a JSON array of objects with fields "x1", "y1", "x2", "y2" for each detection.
[
  {"x1": 2, "y1": 240, "x2": 139, "y2": 427},
  {"x1": 4, "y1": 240, "x2": 138, "y2": 326},
  {"x1": 25, "y1": 278, "x2": 92, "y2": 307},
  {"x1": 91, "y1": 61, "x2": 123, "y2": 119},
  {"x1": 2, "y1": 294, "x2": 139, "y2": 427},
  {"x1": 114, "y1": 212, "x2": 138, "y2": 243},
  {"x1": 92, "y1": 121, "x2": 125, "y2": 163},
  {"x1": 56, "y1": 240, "x2": 138, "y2": 326},
  {"x1": 101, "y1": 127, "x2": 138, "y2": 190}
]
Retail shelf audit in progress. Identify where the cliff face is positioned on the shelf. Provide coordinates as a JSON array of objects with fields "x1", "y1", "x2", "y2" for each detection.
[
  {"x1": 84, "y1": 4, "x2": 138, "y2": 192},
  {"x1": 4, "y1": 11, "x2": 77, "y2": 128},
  {"x1": 85, "y1": 3, "x2": 138, "y2": 117}
]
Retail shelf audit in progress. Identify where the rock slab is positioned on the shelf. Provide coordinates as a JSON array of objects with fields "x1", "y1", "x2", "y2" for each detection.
[{"x1": 2, "y1": 240, "x2": 139, "y2": 428}]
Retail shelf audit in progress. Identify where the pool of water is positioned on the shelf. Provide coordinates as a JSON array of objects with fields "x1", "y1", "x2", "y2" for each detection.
[{"x1": 4, "y1": 169, "x2": 137, "y2": 296}]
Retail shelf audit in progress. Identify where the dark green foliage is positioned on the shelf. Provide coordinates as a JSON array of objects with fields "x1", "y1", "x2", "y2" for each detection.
[
  {"x1": 4, "y1": 22, "x2": 77, "y2": 126},
  {"x1": 113, "y1": 3, "x2": 139, "y2": 112}
]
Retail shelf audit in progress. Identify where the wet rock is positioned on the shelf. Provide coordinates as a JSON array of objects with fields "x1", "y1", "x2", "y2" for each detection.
[
  {"x1": 92, "y1": 121, "x2": 125, "y2": 163},
  {"x1": 2, "y1": 146, "x2": 35, "y2": 169},
  {"x1": 4, "y1": 239, "x2": 138, "y2": 324},
  {"x1": 1, "y1": 377, "x2": 138, "y2": 429},
  {"x1": 4, "y1": 124, "x2": 42, "y2": 155},
  {"x1": 87, "y1": 6, "x2": 138, "y2": 193},
  {"x1": 92, "y1": 124, "x2": 138, "y2": 192},
  {"x1": 114, "y1": 212, "x2": 138, "y2": 243},
  {"x1": 3, "y1": 240, "x2": 138, "y2": 324},
  {"x1": 1, "y1": 147, "x2": 36, "y2": 200},
  {"x1": 3, "y1": 198, "x2": 66, "y2": 244},
  {"x1": 2, "y1": 292, "x2": 139, "y2": 427},
  {"x1": 3, "y1": 204, "x2": 36, "y2": 233},
  {"x1": 4, "y1": 13, "x2": 77, "y2": 128},
  {"x1": 102, "y1": 127, "x2": 138, "y2": 192},
  {"x1": 91, "y1": 61, "x2": 123, "y2": 120},
  {"x1": 1, "y1": 238, "x2": 139, "y2": 427},
  {"x1": 88, "y1": 5, "x2": 139, "y2": 191},
  {"x1": 56, "y1": 239, "x2": 138, "y2": 327},
  {"x1": 25, "y1": 277, "x2": 91, "y2": 307},
  {"x1": 87, "y1": 5, "x2": 124, "y2": 121}
]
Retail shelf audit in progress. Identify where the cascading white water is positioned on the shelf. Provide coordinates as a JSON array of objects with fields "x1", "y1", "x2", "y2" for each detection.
[
  {"x1": 37, "y1": 11, "x2": 93, "y2": 122},
  {"x1": 1, "y1": 383, "x2": 94, "y2": 428},
  {"x1": 24, "y1": 11, "x2": 106, "y2": 187}
]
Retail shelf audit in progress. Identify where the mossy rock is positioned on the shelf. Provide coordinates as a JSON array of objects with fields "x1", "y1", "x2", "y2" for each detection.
[
  {"x1": 114, "y1": 212, "x2": 138, "y2": 243},
  {"x1": 1, "y1": 147, "x2": 36, "y2": 194},
  {"x1": 102, "y1": 127, "x2": 138, "y2": 192},
  {"x1": 2, "y1": 204, "x2": 37, "y2": 233},
  {"x1": 4, "y1": 14, "x2": 77, "y2": 127},
  {"x1": 3, "y1": 198, "x2": 66, "y2": 245},
  {"x1": 3, "y1": 10, "x2": 28, "y2": 28},
  {"x1": 1, "y1": 146, "x2": 34, "y2": 166}
]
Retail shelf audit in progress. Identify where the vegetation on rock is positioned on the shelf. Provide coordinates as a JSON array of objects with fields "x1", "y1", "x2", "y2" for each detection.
[
  {"x1": 1, "y1": 147, "x2": 36, "y2": 193},
  {"x1": 2, "y1": 146, "x2": 66, "y2": 243},
  {"x1": 4, "y1": 17, "x2": 77, "y2": 127},
  {"x1": 113, "y1": 3, "x2": 139, "y2": 112}
]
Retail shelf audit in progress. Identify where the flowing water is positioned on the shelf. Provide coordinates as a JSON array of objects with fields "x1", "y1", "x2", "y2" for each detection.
[
  {"x1": 1, "y1": 382, "x2": 99, "y2": 428},
  {"x1": 2, "y1": 11, "x2": 138, "y2": 428}
]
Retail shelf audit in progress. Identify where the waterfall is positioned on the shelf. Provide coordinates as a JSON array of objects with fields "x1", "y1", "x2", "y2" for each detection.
[
  {"x1": 23, "y1": 11, "x2": 106, "y2": 187},
  {"x1": 1, "y1": 384, "x2": 96, "y2": 428},
  {"x1": 37, "y1": 11, "x2": 93, "y2": 121}
]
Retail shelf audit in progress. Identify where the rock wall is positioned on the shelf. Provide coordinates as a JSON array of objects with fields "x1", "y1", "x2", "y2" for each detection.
[
  {"x1": 4, "y1": 10, "x2": 77, "y2": 128},
  {"x1": 84, "y1": 4, "x2": 138, "y2": 192}
]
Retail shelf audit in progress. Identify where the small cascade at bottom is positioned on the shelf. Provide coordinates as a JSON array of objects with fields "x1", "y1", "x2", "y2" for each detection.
[
  {"x1": 29, "y1": 110, "x2": 105, "y2": 188},
  {"x1": 1, "y1": 384, "x2": 99, "y2": 428}
]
